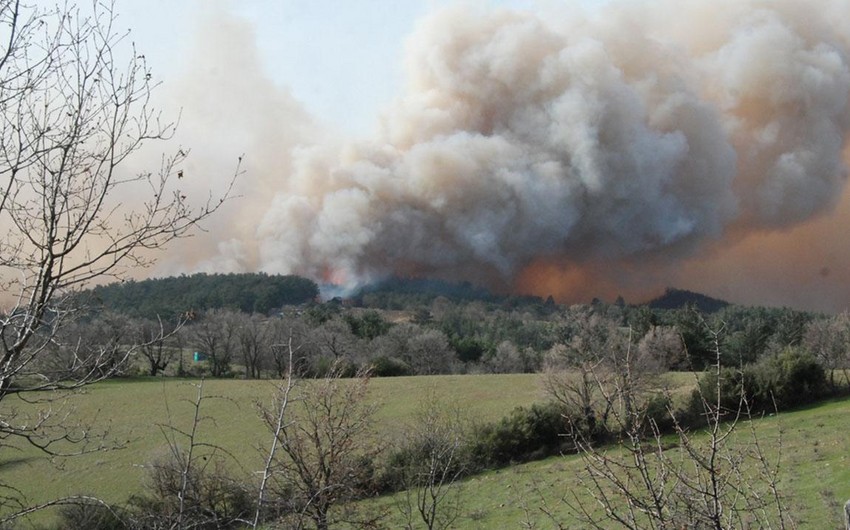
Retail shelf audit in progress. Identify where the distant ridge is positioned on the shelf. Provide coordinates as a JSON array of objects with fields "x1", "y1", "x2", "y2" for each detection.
[
  {"x1": 83, "y1": 273, "x2": 319, "y2": 319},
  {"x1": 646, "y1": 287, "x2": 730, "y2": 313},
  {"x1": 352, "y1": 277, "x2": 551, "y2": 310}
]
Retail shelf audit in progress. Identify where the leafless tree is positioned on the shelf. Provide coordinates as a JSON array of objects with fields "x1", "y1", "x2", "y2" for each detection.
[
  {"x1": 267, "y1": 316, "x2": 311, "y2": 378},
  {"x1": 190, "y1": 309, "x2": 239, "y2": 377},
  {"x1": 38, "y1": 309, "x2": 132, "y2": 380},
  {"x1": 235, "y1": 313, "x2": 269, "y2": 379},
  {"x1": 253, "y1": 334, "x2": 297, "y2": 529},
  {"x1": 558, "y1": 323, "x2": 795, "y2": 530},
  {"x1": 131, "y1": 380, "x2": 252, "y2": 529},
  {"x1": 394, "y1": 392, "x2": 468, "y2": 530},
  {"x1": 263, "y1": 360, "x2": 379, "y2": 530},
  {"x1": 543, "y1": 310, "x2": 623, "y2": 435},
  {"x1": 309, "y1": 317, "x2": 361, "y2": 362},
  {"x1": 405, "y1": 329, "x2": 455, "y2": 375},
  {"x1": 136, "y1": 316, "x2": 182, "y2": 377},
  {"x1": 0, "y1": 0, "x2": 235, "y2": 517},
  {"x1": 636, "y1": 325, "x2": 685, "y2": 373}
]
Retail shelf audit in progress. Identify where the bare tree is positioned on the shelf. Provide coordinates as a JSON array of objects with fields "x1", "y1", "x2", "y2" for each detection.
[
  {"x1": 38, "y1": 309, "x2": 133, "y2": 380},
  {"x1": 0, "y1": 0, "x2": 235, "y2": 517},
  {"x1": 263, "y1": 360, "x2": 379, "y2": 530},
  {"x1": 309, "y1": 317, "x2": 362, "y2": 362},
  {"x1": 405, "y1": 329, "x2": 455, "y2": 375},
  {"x1": 558, "y1": 322, "x2": 795, "y2": 530},
  {"x1": 267, "y1": 315, "x2": 311, "y2": 378},
  {"x1": 543, "y1": 310, "x2": 622, "y2": 436},
  {"x1": 235, "y1": 313, "x2": 268, "y2": 379},
  {"x1": 394, "y1": 392, "x2": 468, "y2": 530},
  {"x1": 136, "y1": 316, "x2": 182, "y2": 377},
  {"x1": 253, "y1": 334, "x2": 297, "y2": 529},
  {"x1": 190, "y1": 309, "x2": 239, "y2": 377},
  {"x1": 131, "y1": 380, "x2": 252, "y2": 529}
]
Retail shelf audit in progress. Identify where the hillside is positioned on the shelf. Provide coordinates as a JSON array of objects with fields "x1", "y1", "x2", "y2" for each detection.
[
  {"x1": 646, "y1": 287, "x2": 730, "y2": 313},
  {"x1": 83, "y1": 273, "x2": 318, "y2": 319}
]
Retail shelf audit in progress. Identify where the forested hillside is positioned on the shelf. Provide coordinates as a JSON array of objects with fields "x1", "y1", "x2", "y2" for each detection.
[{"x1": 84, "y1": 273, "x2": 318, "y2": 318}]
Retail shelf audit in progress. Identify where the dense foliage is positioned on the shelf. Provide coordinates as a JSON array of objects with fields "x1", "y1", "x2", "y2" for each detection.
[
  {"x1": 647, "y1": 287, "x2": 730, "y2": 313},
  {"x1": 84, "y1": 273, "x2": 318, "y2": 318}
]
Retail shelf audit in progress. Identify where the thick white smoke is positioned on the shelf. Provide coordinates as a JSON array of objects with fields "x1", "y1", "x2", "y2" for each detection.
[
  {"x1": 249, "y1": 0, "x2": 850, "y2": 296},
  {"x1": 156, "y1": 0, "x2": 850, "y2": 310}
]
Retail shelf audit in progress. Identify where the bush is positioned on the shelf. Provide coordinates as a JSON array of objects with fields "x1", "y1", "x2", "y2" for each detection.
[
  {"x1": 470, "y1": 402, "x2": 571, "y2": 467},
  {"x1": 752, "y1": 348, "x2": 828, "y2": 409},
  {"x1": 58, "y1": 501, "x2": 128, "y2": 530},
  {"x1": 640, "y1": 393, "x2": 675, "y2": 434},
  {"x1": 309, "y1": 356, "x2": 359, "y2": 378},
  {"x1": 127, "y1": 454, "x2": 254, "y2": 529},
  {"x1": 691, "y1": 348, "x2": 828, "y2": 419},
  {"x1": 369, "y1": 356, "x2": 412, "y2": 377}
]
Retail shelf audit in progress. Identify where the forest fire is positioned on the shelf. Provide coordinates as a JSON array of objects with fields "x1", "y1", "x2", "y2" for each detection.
[{"x1": 154, "y1": 0, "x2": 850, "y2": 312}]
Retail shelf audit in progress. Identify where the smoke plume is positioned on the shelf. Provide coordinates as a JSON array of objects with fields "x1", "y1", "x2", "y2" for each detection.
[{"x1": 162, "y1": 0, "x2": 850, "y2": 311}]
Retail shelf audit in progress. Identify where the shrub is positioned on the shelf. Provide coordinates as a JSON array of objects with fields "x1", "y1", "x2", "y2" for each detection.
[
  {"x1": 640, "y1": 393, "x2": 675, "y2": 434},
  {"x1": 58, "y1": 501, "x2": 129, "y2": 530},
  {"x1": 127, "y1": 454, "x2": 254, "y2": 529},
  {"x1": 751, "y1": 348, "x2": 827, "y2": 409},
  {"x1": 369, "y1": 356, "x2": 412, "y2": 377},
  {"x1": 690, "y1": 348, "x2": 828, "y2": 420},
  {"x1": 471, "y1": 402, "x2": 571, "y2": 467}
]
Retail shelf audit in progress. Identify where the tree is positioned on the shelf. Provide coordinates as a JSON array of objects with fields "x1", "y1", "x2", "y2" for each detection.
[
  {"x1": 557, "y1": 321, "x2": 794, "y2": 530},
  {"x1": 136, "y1": 316, "x2": 181, "y2": 376},
  {"x1": 129, "y1": 380, "x2": 252, "y2": 529},
  {"x1": 636, "y1": 325, "x2": 684, "y2": 372},
  {"x1": 544, "y1": 309, "x2": 623, "y2": 435},
  {"x1": 0, "y1": 0, "x2": 236, "y2": 516},
  {"x1": 38, "y1": 310, "x2": 132, "y2": 381},
  {"x1": 405, "y1": 329, "x2": 455, "y2": 375},
  {"x1": 263, "y1": 361, "x2": 378, "y2": 529},
  {"x1": 267, "y1": 315, "x2": 311, "y2": 378},
  {"x1": 803, "y1": 312, "x2": 850, "y2": 391},
  {"x1": 235, "y1": 313, "x2": 268, "y2": 379},
  {"x1": 393, "y1": 393, "x2": 468, "y2": 530},
  {"x1": 190, "y1": 310, "x2": 239, "y2": 377},
  {"x1": 0, "y1": 0, "x2": 236, "y2": 391},
  {"x1": 674, "y1": 305, "x2": 714, "y2": 369}
]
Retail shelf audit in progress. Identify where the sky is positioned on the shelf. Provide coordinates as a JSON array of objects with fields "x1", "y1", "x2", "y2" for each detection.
[
  {"x1": 105, "y1": 0, "x2": 850, "y2": 313},
  {"x1": 119, "y1": 0, "x2": 554, "y2": 136}
]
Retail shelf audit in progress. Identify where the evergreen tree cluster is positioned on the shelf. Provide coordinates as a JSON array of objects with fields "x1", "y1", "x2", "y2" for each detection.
[{"x1": 84, "y1": 273, "x2": 318, "y2": 319}]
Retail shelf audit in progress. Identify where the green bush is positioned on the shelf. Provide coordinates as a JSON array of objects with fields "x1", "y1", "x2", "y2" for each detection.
[
  {"x1": 640, "y1": 393, "x2": 675, "y2": 434},
  {"x1": 691, "y1": 348, "x2": 828, "y2": 419},
  {"x1": 369, "y1": 356, "x2": 412, "y2": 377},
  {"x1": 471, "y1": 402, "x2": 571, "y2": 467},
  {"x1": 751, "y1": 348, "x2": 827, "y2": 409}
]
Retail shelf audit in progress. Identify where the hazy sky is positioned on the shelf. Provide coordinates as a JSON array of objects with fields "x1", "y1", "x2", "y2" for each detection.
[{"x1": 119, "y1": 0, "x2": 604, "y2": 135}]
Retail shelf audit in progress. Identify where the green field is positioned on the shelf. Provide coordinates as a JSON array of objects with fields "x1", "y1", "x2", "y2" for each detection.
[
  {"x1": 357, "y1": 395, "x2": 850, "y2": 529},
  {"x1": 2, "y1": 374, "x2": 849, "y2": 528},
  {"x1": 0, "y1": 374, "x2": 546, "y2": 523}
]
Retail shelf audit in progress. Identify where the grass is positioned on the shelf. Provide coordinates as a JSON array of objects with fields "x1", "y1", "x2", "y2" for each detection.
[
  {"x1": 2, "y1": 372, "x2": 846, "y2": 528},
  {"x1": 357, "y1": 394, "x2": 850, "y2": 529},
  {"x1": 0, "y1": 373, "x2": 547, "y2": 525}
]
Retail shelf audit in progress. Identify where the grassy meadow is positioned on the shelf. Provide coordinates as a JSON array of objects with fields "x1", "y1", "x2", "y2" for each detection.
[
  {"x1": 1, "y1": 373, "x2": 848, "y2": 528},
  {"x1": 353, "y1": 395, "x2": 850, "y2": 529},
  {"x1": 0, "y1": 374, "x2": 546, "y2": 524}
]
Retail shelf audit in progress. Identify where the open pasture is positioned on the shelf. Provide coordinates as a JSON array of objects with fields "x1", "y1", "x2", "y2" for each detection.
[{"x1": 0, "y1": 374, "x2": 546, "y2": 517}]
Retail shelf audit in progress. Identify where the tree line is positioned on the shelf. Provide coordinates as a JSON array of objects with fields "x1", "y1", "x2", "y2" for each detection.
[{"x1": 84, "y1": 273, "x2": 319, "y2": 319}]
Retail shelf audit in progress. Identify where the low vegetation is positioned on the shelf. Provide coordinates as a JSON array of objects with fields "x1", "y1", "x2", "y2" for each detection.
[{"x1": 4, "y1": 274, "x2": 850, "y2": 527}]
